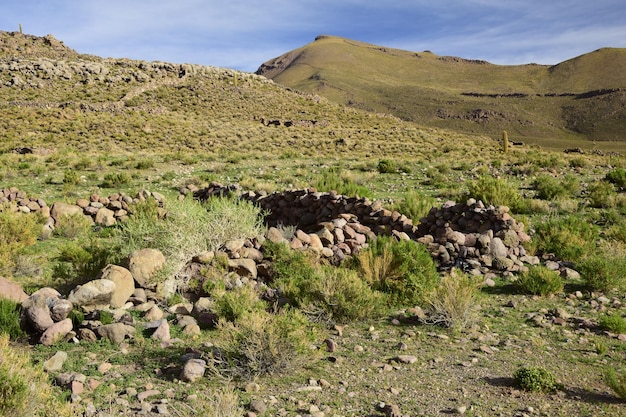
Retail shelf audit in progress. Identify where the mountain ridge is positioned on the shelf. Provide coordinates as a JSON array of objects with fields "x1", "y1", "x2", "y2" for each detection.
[{"x1": 256, "y1": 35, "x2": 626, "y2": 145}]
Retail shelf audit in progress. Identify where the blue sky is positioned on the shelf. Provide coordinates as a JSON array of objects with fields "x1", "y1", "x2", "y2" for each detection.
[{"x1": 2, "y1": 1, "x2": 626, "y2": 72}]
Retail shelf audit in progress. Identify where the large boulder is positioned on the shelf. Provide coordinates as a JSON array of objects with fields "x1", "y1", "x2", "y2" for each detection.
[
  {"x1": 96, "y1": 322, "x2": 136, "y2": 344},
  {"x1": 0, "y1": 276, "x2": 28, "y2": 303},
  {"x1": 68, "y1": 279, "x2": 116, "y2": 312},
  {"x1": 50, "y1": 202, "x2": 83, "y2": 223},
  {"x1": 128, "y1": 248, "x2": 166, "y2": 289},
  {"x1": 97, "y1": 265, "x2": 135, "y2": 308},
  {"x1": 95, "y1": 207, "x2": 116, "y2": 226},
  {"x1": 40, "y1": 318, "x2": 73, "y2": 346}
]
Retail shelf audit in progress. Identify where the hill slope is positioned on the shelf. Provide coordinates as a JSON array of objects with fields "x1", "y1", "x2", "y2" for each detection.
[{"x1": 257, "y1": 35, "x2": 626, "y2": 147}]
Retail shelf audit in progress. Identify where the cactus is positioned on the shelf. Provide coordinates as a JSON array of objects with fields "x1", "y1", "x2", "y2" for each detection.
[
  {"x1": 19, "y1": 23, "x2": 22, "y2": 34},
  {"x1": 502, "y1": 130, "x2": 509, "y2": 154}
]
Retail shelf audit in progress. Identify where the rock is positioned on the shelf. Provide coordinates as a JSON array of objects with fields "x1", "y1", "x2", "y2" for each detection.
[
  {"x1": 96, "y1": 322, "x2": 136, "y2": 344},
  {"x1": 50, "y1": 202, "x2": 83, "y2": 223},
  {"x1": 97, "y1": 265, "x2": 135, "y2": 308},
  {"x1": 324, "y1": 338, "x2": 337, "y2": 352},
  {"x1": 182, "y1": 322, "x2": 201, "y2": 336},
  {"x1": 95, "y1": 207, "x2": 116, "y2": 226},
  {"x1": 265, "y1": 227, "x2": 286, "y2": 243},
  {"x1": 381, "y1": 403, "x2": 401, "y2": 417},
  {"x1": 490, "y1": 237, "x2": 508, "y2": 258},
  {"x1": 249, "y1": 399, "x2": 267, "y2": 414},
  {"x1": 49, "y1": 299, "x2": 73, "y2": 322},
  {"x1": 77, "y1": 328, "x2": 97, "y2": 342},
  {"x1": 396, "y1": 355, "x2": 418, "y2": 364},
  {"x1": 179, "y1": 358, "x2": 206, "y2": 382},
  {"x1": 68, "y1": 279, "x2": 116, "y2": 312},
  {"x1": 128, "y1": 248, "x2": 166, "y2": 289},
  {"x1": 43, "y1": 350, "x2": 68, "y2": 372},
  {"x1": 228, "y1": 258, "x2": 257, "y2": 278},
  {"x1": 151, "y1": 319, "x2": 170, "y2": 341},
  {"x1": 40, "y1": 318, "x2": 73, "y2": 346},
  {"x1": 26, "y1": 305, "x2": 55, "y2": 333},
  {"x1": 143, "y1": 305, "x2": 164, "y2": 321},
  {"x1": 0, "y1": 276, "x2": 28, "y2": 303},
  {"x1": 454, "y1": 405, "x2": 467, "y2": 414}
]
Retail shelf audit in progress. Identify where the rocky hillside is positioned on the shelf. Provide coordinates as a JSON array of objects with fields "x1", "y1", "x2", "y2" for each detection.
[{"x1": 257, "y1": 35, "x2": 626, "y2": 148}]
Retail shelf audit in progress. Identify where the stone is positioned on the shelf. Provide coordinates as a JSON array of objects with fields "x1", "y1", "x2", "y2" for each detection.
[
  {"x1": 77, "y1": 328, "x2": 97, "y2": 342},
  {"x1": 96, "y1": 322, "x2": 136, "y2": 344},
  {"x1": 228, "y1": 258, "x2": 257, "y2": 278},
  {"x1": 97, "y1": 265, "x2": 135, "y2": 308},
  {"x1": 490, "y1": 237, "x2": 508, "y2": 258},
  {"x1": 179, "y1": 358, "x2": 206, "y2": 382},
  {"x1": 50, "y1": 202, "x2": 83, "y2": 223},
  {"x1": 68, "y1": 279, "x2": 116, "y2": 312},
  {"x1": 151, "y1": 319, "x2": 170, "y2": 341},
  {"x1": 265, "y1": 227, "x2": 286, "y2": 244},
  {"x1": 128, "y1": 248, "x2": 166, "y2": 289},
  {"x1": 95, "y1": 207, "x2": 116, "y2": 226},
  {"x1": 0, "y1": 276, "x2": 28, "y2": 303},
  {"x1": 49, "y1": 299, "x2": 73, "y2": 322},
  {"x1": 396, "y1": 355, "x2": 418, "y2": 364},
  {"x1": 26, "y1": 305, "x2": 55, "y2": 332},
  {"x1": 249, "y1": 399, "x2": 267, "y2": 414},
  {"x1": 43, "y1": 350, "x2": 68, "y2": 372},
  {"x1": 40, "y1": 318, "x2": 73, "y2": 346},
  {"x1": 144, "y1": 305, "x2": 164, "y2": 321}
]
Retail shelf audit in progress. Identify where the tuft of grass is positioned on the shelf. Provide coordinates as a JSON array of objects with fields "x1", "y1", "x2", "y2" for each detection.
[
  {"x1": 389, "y1": 190, "x2": 437, "y2": 223},
  {"x1": 515, "y1": 266, "x2": 564, "y2": 296},
  {"x1": 532, "y1": 215, "x2": 597, "y2": 262},
  {"x1": 313, "y1": 166, "x2": 373, "y2": 198},
  {"x1": 598, "y1": 314, "x2": 626, "y2": 334},
  {"x1": 604, "y1": 367, "x2": 626, "y2": 401},
  {"x1": 577, "y1": 252, "x2": 626, "y2": 293},
  {"x1": 426, "y1": 268, "x2": 481, "y2": 331},
  {"x1": 467, "y1": 176, "x2": 524, "y2": 212},
  {"x1": 513, "y1": 366, "x2": 560, "y2": 393},
  {"x1": 0, "y1": 207, "x2": 41, "y2": 276},
  {"x1": 53, "y1": 212, "x2": 92, "y2": 239}
]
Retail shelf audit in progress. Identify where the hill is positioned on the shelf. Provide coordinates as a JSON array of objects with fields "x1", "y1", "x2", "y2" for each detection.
[{"x1": 257, "y1": 35, "x2": 626, "y2": 149}]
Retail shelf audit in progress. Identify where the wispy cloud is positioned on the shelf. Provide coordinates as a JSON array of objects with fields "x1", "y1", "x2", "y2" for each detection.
[{"x1": 2, "y1": 0, "x2": 625, "y2": 71}]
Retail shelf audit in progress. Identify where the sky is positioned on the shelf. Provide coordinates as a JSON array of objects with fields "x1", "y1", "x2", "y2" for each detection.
[{"x1": 2, "y1": 1, "x2": 626, "y2": 72}]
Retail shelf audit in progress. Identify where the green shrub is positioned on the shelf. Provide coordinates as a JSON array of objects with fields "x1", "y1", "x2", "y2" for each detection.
[
  {"x1": 598, "y1": 314, "x2": 626, "y2": 334},
  {"x1": 377, "y1": 159, "x2": 397, "y2": 174},
  {"x1": 515, "y1": 266, "x2": 563, "y2": 296},
  {"x1": 101, "y1": 172, "x2": 131, "y2": 188},
  {"x1": 467, "y1": 176, "x2": 523, "y2": 212},
  {"x1": 513, "y1": 366, "x2": 560, "y2": 393},
  {"x1": 0, "y1": 334, "x2": 75, "y2": 416},
  {"x1": 353, "y1": 236, "x2": 439, "y2": 306},
  {"x1": 606, "y1": 168, "x2": 626, "y2": 188},
  {"x1": 587, "y1": 181, "x2": 616, "y2": 208},
  {"x1": 214, "y1": 309, "x2": 317, "y2": 378},
  {"x1": 533, "y1": 174, "x2": 579, "y2": 200},
  {"x1": 265, "y1": 241, "x2": 386, "y2": 322},
  {"x1": 135, "y1": 159, "x2": 155, "y2": 169},
  {"x1": 0, "y1": 208, "x2": 41, "y2": 276},
  {"x1": 0, "y1": 298, "x2": 24, "y2": 339},
  {"x1": 577, "y1": 254, "x2": 626, "y2": 293},
  {"x1": 213, "y1": 284, "x2": 267, "y2": 323},
  {"x1": 426, "y1": 269, "x2": 481, "y2": 331},
  {"x1": 53, "y1": 239, "x2": 121, "y2": 288},
  {"x1": 62, "y1": 169, "x2": 80, "y2": 185},
  {"x1": 604, "y1": 367, "x2": 626, "y2": 401},
  {"x1": 53, "y1": 212, "x2": 92, "y2": 239},
  {"x1": 390, "y1": 190, "x2": 437, "y2": 223},
  {"x1": 532, "y1": 216, "x2": 597, "y2": 262},
  {"x1": 313, "y1": 166, "x2": 373, "y2": 198}
]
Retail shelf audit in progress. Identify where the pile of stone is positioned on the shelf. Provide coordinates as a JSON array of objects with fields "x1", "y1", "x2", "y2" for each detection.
[
  {"x1": 192, "y1": 183, "x2": 537, "y2": 274},
  {"x1": 1, "y1": 187, "x2": 49, "y2": 215}
]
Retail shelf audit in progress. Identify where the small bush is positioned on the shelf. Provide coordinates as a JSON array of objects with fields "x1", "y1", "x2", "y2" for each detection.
[
  {"x1": 377, "y1": 159, "x2": 397, "y2": 174},
  {"x1": 604, "y1": 367, "x2": 626, "y2": 401},
  {"x1": 598, "y1": 314, "x2": 626, "y2": 334},
  {"x1": 354, "y1": 236, "x2": 439, "y2": 306},
  {"x1": 53, "y1": 239, "x2": 121, "y2": 287},
  {"x1": 606, "y1": 168, "x2": 626, "y2": 188},
  {"x1": 0, "y1": 298, "x2": 24, "y2": 339},
  {"x1": 533, "y1": 174, "x2": 579, "y2": 200},
  {"x1": 313, "y1": 166, "x2": 373, "y2": 198},
  {"x1": 577, "y1": 254, "x2": 626, "y2": 293},
  {"x1": 390, "y1": 190, "x2": 437, "y2": 223},
  {"x1": 513, "y1": 366, "x2": 560, "y2": 393},
  {"x1": 213, "y1": 309, "x2": 317, "y2": 378},
  {"x1": 426, "y1": 269, "x2": 481, "y2": 331},
  {"x1": 200, "y1": 386, "x2": 244, "y2": 417},
  {"x1": 101, "y1": 172, "x2": 131, "y2": 188},
  {"x1": 213, "y1": 284, "x2": 267, "y2": 323},
  {"x1": 0, "y1": 208, "x2": 41, "y2": 276},
  {"x1": 53, "y1": 212, "x2": 92, "y2": 239},
  {"x1": 62, "y1": 169, "x2": 80, "y2": 185},
  {"x1": 467, "y1": 176, "x2": 523, "y2": 212},
  {"x1": 515, "y1": 266, "x2": 563, "y2": 296},
  {"x1": 0, "y1": 334, "x2": 74, "y2": 416},
  {"x1": 532, "y1": 216, "x2": 597, "y2": 262},
  {"x1": 587, "y1": 181, "x2": 616, "y2": 208}
]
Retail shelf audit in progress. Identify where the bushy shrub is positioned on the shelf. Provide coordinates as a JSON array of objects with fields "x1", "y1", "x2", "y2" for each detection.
[
  {"x1": 354, "y1": 236, "x2": 439, "y2": 306},
  {"x1": 313, "y1": 166, "x2": 373, "y2": 198},
  {"x1": 533, "y1": 174, "x2": 579, "y2": 200},
  {"x1": 0, "y1": 334, "x2": 74, "y2": 416},
  {"x1": 53, "y1": 239, "x2": 121, "y2": 288},
  {"x1": 577, "y1": 254, "x2": 626, "y2": 293},
  {"x1": 467, "y1": 176, "x2": 523, "y2": 212},
  {"x1": 101, "y1": 172, "x2": 131, "y2": 188},
  {"x1": 532, "y1": 216, "x2": 597, "y2": 262},
  {"x1": 606, "y1": 168, "x2": 626, "y2": 188},
  {"x1": 390, "y1": 190, "x2": 437, "y2": 223},
  {"x1": 515, "y1": 266, "x2": 563, "y2": 296},
  {"x1": 213, "y1": 309, "x2": 317, "y2": 378},
  {"x1": 265, "y1": 241, "x2": 386, "y2": 322},
  {"x1": 426, "y1": 269, "x2": 481, "y2": 331},
  {"x1": 598, "y1": 314, "x2": 626, "y2": 334},
  {"x1": 604, "y1": 367, "x2": 626, "y2": 401},
  {"x1": 53, "y1": 212, "x2": 92, "y2": 239},
  {"x1": 62, "y1": 169, "x2": 80, "y2": 185},
  {"x1": 587, "y1": 181, "x2": 617, "y2": 208},
  {"x1": 213, "y1": 284, "x2": 267, "y2": 323},
  {"x1": 377, "y1": 159, "x2": 397, "y2": 174},
  {"x1": 118, "y1": 196, "x2": 264, "y2": 293},
  {"x1": 0, "y1": 298, "x2": 24, "y2": 339},
  {"x1": 0, "y1": 208, "x2": 41, "y2": 276},
  {"x1": 513, "y1": 366, "x2": 560, "y2": 393}
]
